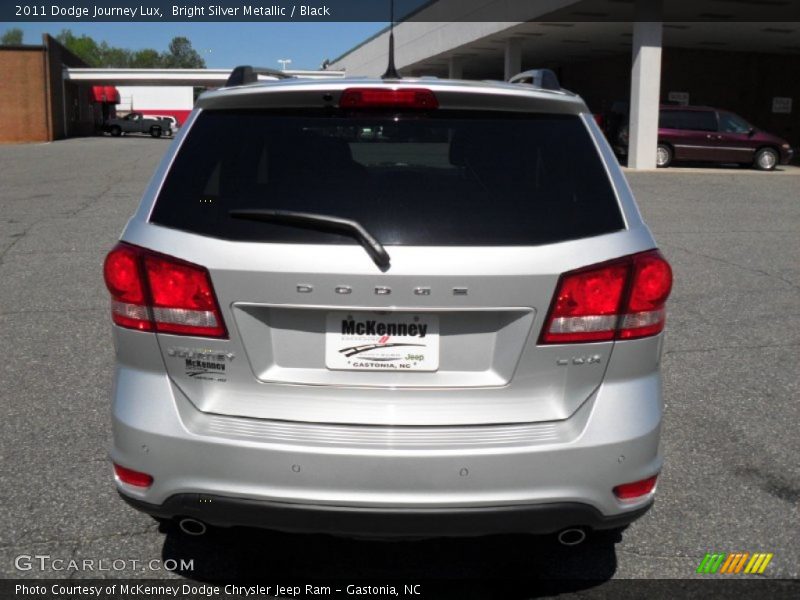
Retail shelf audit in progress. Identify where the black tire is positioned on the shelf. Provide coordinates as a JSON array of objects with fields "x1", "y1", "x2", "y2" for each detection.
[
  {"x1": 150, "y1": 126, "x2": 162, "y2": 138},
  {"x1": 656, "y1": 143, "x2": 672, "y2": 168},
  {"x1": 753, "y1": 147, "x2": 778, "y2": 171},
  {"x1": 109, "y1": 125, "x2": 121, "y2": 137},
  {"x1": 165, "y1": 128, "x2": 173, "y2": 137}
]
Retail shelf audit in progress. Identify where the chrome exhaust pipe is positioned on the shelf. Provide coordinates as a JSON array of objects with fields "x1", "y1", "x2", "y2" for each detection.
[
  {"x1": 557, "y1": 528, "x2": 587, "y2": 546},
  {"x1": 178, "y1": 518, "x2": 207, "y2": 536}
]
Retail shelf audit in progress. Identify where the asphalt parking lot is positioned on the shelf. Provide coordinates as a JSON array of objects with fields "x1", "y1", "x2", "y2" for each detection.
[{"x1": 0, "y1": 137, "x2": 798, "y2": 588}]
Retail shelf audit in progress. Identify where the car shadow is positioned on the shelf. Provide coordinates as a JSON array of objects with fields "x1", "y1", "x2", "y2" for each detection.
[
  {"x1": 618, "y1": 156, "x2": 791, "y2": 172},
  {"x1": 160, "y1": 524, "x2": 620, "y2": 597},
  {"x1": 668, "y1": 161, "x2": 758, "y2": 170},
  {"x1": 96, "y1": 133, "x2": 173, "y2": 140}
]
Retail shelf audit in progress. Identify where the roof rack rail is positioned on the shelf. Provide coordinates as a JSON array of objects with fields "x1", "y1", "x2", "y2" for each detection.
[
  {"x1": 225, "y1": 65, "x2": 294, "y2": 87},
  {"x1": 508, "y1": 69, "x2": 560, "y2": 91}
]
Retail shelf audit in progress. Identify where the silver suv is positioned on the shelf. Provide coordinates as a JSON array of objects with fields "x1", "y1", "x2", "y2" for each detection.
[{"x1": 104, "y1": 68, "x2": 672, "y2": 542}]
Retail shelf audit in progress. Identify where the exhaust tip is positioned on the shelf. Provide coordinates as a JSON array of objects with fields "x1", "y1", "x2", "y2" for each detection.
[
  {"x1": 178, "y1": 518, "x2": 207, "y2": 536},
  {"x1": 557, "y1": 528, "x2": 587, "y2": 546}
]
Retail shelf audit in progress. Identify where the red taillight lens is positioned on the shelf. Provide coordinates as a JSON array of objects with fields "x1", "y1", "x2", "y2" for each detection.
[
  {"x1": 540, "y1": 250, "x2": 672, "y2": 344},
  {"x1": 613, "y1": 475, "x2": 658, "y2": 500},
  {"x1": 113, "y1": 463, "x2": 153, "y2": 488},
  {"x1": 542, "y1": 263, "x2": 628, "y2": 343},
  {"x1": 103, "y1": 243, "x2": 227, "y2": 338},
  {"x1": 340, "y1": 88, "x2": 439, "y2": 110},
  {"x1": 103, "y1": 244, "x2": 152, "y2": 331},
  {"x1": 144, "y1": 254, "x2": 226, "y2": 337},
  {"x1": 619, "y1": 252, "x2": 673, "y2": 340}
]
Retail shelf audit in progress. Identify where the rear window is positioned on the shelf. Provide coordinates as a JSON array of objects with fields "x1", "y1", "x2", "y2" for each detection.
[{"x1": 150, "y1": 110, "x2": 624, "y2": 246}]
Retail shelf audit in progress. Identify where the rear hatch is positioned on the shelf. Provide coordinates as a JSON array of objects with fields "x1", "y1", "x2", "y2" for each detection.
[{"x1": 137, "y1": 88, "x2": 635, "y2": 426}]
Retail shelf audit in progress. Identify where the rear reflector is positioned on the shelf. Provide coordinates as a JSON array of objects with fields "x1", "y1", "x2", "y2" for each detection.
[
  {"x1": 113, "y1": 463, "x2": 153, "y2": 488},
  {"x1": 613, "y1": 475, "x2": 658, "y2": 500},
  {"x1": 540, "y1": 250, "x2": 672, "y2": 344},
  {"x1": 340, "y1": 88, "x2": 439, "y2": 110},
  {"x1": 103, "y1": 243, "x2": 227, "y2": 338}
]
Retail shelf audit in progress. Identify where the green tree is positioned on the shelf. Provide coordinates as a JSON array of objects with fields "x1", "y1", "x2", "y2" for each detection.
[
  {"x1": 98, "y1": 42, "x2": 132, "y2": 67},
  {"x1": 56, "y1": 29, "x2": 102, "y2": 65},
  {"x1": 130, "y1": 48, "x2": 163, "y2": 68},
  {"x1": 161, "y1": 37, "x2": 206, "y2": 68},
  {"x1": 53, "y1": 29, "x2": 204, "y2": 69},
  {"x1": 1, "y1": 28, "x2": 24, "y2": 45}
]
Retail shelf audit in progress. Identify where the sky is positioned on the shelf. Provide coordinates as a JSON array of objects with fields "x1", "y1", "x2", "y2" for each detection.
[{"x1": 4, "y1": 22, "x2": 386, "y2": 69}]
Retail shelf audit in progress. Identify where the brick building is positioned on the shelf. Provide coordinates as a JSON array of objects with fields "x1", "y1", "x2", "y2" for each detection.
[{"x1": 0, "y1": 35, "x2": 96, "y2": 143}]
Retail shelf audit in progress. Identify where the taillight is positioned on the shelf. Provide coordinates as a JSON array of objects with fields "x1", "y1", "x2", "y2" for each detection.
[
  {"x1": 340, "y1": 88, "x2": 439, "y2": 110},
  {"x1": 619, "y1": 252, "x2": 673, "y2": 340},
  {"x1": 103, "y1": 243, "x2": 227, "y2": 338},
  {"x1": 113, "y1": 463, "x2": 153, "y2": 488},
  {"x1": 541, "y1": 263, "x2": 628, "y2": 343},
  {"x1": 144, "y1": 254, "x2": 226, "y2": 337},
  {"x1": 103, "y1": 244, "x2": 152, "y2": 331},
  {"x1": 540, "y1": 250, "x2": 672, "y2": 344},
  {"x1": 613, "y1": 474, "x2": 658, "y2": 500}
]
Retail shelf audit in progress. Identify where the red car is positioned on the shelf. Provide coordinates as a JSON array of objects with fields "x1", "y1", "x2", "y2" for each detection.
[{"x1": 613, "y1": 105, "x2": 794, "y2": 170}]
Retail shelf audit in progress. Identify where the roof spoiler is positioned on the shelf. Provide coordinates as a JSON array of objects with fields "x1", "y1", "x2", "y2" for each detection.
[
  {"x1": 508, "y1": 69, "x2": 560, "y2": 91},
  {"x1": 225, "y1": 65, "x2": 294, "y2": 87}
]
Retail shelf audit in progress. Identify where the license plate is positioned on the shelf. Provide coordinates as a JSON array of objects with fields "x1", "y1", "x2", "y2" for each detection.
[{"x1": 325, "y1": 312, "x2": 439, "y2": 371}]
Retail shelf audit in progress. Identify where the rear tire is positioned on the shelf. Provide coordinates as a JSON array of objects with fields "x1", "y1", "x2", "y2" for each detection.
[
  {"x1": 656, "y1": 143, "x2": 672, "y2": 168},
  {"x1": 109, "y1": 126, "x2": 121, "y2": 137},
  {"x1": 150, "y1": 126, "x2": 162, "y2": 138},
  {"x1": 754, "y1": 147, "x2": 778, "y2": 171}
]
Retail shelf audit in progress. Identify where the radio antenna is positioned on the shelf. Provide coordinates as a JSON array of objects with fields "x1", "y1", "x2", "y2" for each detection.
[{"x1": 382, "y1": 0, "x2": 400, "y2": 79}]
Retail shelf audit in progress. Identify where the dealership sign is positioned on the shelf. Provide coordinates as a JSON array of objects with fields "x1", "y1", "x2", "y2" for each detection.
[
  {"x1": 772, "y1": 97, "x2": 792, "y2": 114},
  {"x1": 668, "y1": 91, "x2": 690, "y2": 106}
]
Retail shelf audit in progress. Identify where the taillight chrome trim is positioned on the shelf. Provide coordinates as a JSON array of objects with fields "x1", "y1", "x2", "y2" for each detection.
[
  {"x1": 547, "y1": 315, "x2": 619, "y2": 334},
  {"x1": 110, "y1": 300, "x2": 153, "y2": 331},
  {"x1": 152, "y1": 307, "x2": 220, "y2": 328},
  {"x1": 545, "y1": 315, "x2": 619, "y2": 342},
  {"x1": 618, "y1": 308, "x2": 666, "y2": 339}
]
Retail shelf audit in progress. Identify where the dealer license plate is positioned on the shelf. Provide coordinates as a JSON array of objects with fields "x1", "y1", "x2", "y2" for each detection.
[{"x1": 325, "y1": 312, "x2": 439, "y2": 371}]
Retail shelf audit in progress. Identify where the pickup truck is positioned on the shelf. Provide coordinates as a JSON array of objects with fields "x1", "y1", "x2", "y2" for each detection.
[{"x1": 104, "y1": 112, "x2": 173, "y2": 138}]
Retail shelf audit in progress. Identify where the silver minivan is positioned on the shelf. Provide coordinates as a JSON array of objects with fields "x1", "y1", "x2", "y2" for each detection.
[{"x1": 104, "y1": 71, "x2": 672, "y2": 542}]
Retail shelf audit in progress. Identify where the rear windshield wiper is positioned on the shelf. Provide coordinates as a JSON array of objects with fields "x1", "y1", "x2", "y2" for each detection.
[{"x1": 229, "y1": 209, "x2": 391, "y2": 271}]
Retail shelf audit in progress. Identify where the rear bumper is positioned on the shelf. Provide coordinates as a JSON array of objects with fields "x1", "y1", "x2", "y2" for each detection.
[
  {"x1": 110, "y1": 333, "x2": 664, "y2": 537},
  {"x1": 120, "y1": 492, "x2": 652, "y2": 537}
]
